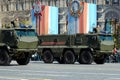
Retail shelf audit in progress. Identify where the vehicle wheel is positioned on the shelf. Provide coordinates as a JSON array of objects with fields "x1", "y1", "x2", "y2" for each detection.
[
  {"x1": 94, "y1": 56, "x2": 105, "y2": 64},
  {"x1": 78, "y1": 51, "x2": 93, "y2": 64},
  {"x1": 56, "y1": 57, "x2": 64, "y2": 64},
  {"x1": 43, "y1": 50, "x2": 54, "y2": 63},
  {"x1": 63, "y1": 50, "x2": 75, "y2": 64},
  {"x1": 0, "y1": 49, "x2": 11, "y2": 65},
  {"x1": 16, "y1": 53, "x2": 30, "y2": 65}
]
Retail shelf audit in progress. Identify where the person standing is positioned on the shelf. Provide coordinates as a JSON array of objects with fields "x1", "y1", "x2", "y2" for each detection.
[{"x1": 14, "y1": 17, "x2": 20, "y2": 28}]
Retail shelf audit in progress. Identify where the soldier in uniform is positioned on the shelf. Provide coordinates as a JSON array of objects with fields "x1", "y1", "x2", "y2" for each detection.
[{"x1": 11, "y1": 17, "x2": 20, "y2": 28}]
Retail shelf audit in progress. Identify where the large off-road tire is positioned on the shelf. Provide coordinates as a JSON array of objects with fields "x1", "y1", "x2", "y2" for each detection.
[
  {"x1": 78, "y1": 51, "x2": 93, "y2": 64},
  {"x1": 43, "y1": 50, "x2": 54, "y2": 63},
  {"x1": 0, "y1": 49, "x2": 11, "y2": 65},
  {"x1": 63, "y1": 50, "x2": 75, "y2": 64},
  {"x1": 94, "y1": 56, "x2": 105, "y2": 64},
  {"x1": 56, "y1": 57, "x2": 64, "y2": 64},
  {"x1": 16, "y1": 53, "x2": 30, "y2": 65}
]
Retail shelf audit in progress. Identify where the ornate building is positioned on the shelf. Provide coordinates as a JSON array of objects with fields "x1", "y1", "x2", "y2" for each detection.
[
  {"x1": 0, "y1": 0, "x2": 67, "y2": 28},
  {"x1": 0, "y1": 0, "x2": 120, "y2": 29},
  {"x1": 0, "y1": 0, "x2": 34, "y2": 28},
  {"x1": 97, "y1": 0, "x2": 120, "y2": 29}
]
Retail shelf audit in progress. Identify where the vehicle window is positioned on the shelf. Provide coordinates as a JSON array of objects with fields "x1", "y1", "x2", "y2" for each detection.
[
  {"x1": 16, "y1": 30, "x2": 36, "y2": 36},
  {"x1": 88, "y1": 36, "x2": 97, "y2": 41},
  {"x1": 98, "y1": 35, "x2": 113, "y2": 41}
]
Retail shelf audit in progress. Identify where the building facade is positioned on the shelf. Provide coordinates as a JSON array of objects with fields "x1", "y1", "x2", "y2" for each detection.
[
  {"x1": 0, "y1": 0, "x2": 120, "y2": 29},
  {"x1": 0, "y1": 0, "x2": 34, "y2": 28},
  {"x1": 97, "y1": 0, "x2": 120, "y2": 30},
  {"x1": 0, "y1": 0, "x2": 67, "y2": 28}
]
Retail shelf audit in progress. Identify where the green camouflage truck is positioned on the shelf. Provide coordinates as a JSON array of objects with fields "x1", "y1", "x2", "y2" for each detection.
[
  {"x1": 0, "y1": 28, "x2": 38, "y2": 65},
  {"x1": 38, "y1": 33, "x2": 114, "y2": 64}
]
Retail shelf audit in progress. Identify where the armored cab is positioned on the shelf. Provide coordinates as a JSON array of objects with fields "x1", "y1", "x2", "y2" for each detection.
[
  {"x1": 94, "y1": 33, "x2": 114, "y2": 64},
  {"x1": 0, "y1": 28, "x2": 38, "y2": 65}
]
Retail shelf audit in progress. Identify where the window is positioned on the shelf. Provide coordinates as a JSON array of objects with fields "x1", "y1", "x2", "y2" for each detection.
[
  {"x1": 16, "y1": 29, "x2": 36, "y2": 36},
  {"x1": 112, "y1": 0, "x2": 119, "y2": 5},
  {"x1": 98, "y1": 34, "x2": 113, "y2": 41},
  {"x1": 105, "y1": 0, "x2": 110, "y2": 4},
  {"x1": 1, "y1": 5, "x2": 3, "y2": 11},
  {"x1": 16, "y1": 4, "x2": 18, "y2": 11},
  {"x1": 21, "y1": 3, "x2": 24, "y2": 10},
  {"x1": 97, "y1": 5, "x2": 103, "y2": 11},
  {"x1": 93, "y1": 0, "x2": 97, "y2": 4},
  {"x1": 6, "y1": 4, "x2": 9, "y2": 11},
  {"x1": 85, "y1": 0, "x2": 89, "y2": 3}
]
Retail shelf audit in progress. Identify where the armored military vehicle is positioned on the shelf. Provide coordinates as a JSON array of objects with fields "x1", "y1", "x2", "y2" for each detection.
[
  {"x1": 0, "y1": 28, "x2": 38, "y2": 65},
  {"x1": 38, "y1": 33, "x2": 114, "y2": 64}
]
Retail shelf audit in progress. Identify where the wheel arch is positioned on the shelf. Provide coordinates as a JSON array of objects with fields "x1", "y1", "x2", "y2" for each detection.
[
  {"x1": 63, "y1": 48, "x2": 75, "y2": 55},
  {"x1": 0, "y1": 45, "x2": 10, "y2": 53},
  {"x1": 62, "y1": 48, "x2": 77, "y2": 59},
  {"x1": 80, "y1": 48, "x2": 93, "y2": 55},
  {"x1": 42, "y1": 48, "x2": 52, "y2": 54}
]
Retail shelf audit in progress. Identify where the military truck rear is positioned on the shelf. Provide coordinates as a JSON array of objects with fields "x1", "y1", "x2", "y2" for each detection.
[
  {"x1": 38, "y1": 33, "x2": 114, "y2": 64},
  {"x1": 0, "y1": 28, "x2": 38, "y2": 65}
]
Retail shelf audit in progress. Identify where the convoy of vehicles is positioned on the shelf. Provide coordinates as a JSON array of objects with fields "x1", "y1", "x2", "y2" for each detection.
[
  {"x1": 0, "y1": 27, "x2": 115, "y2": 65},
  {"x1": 0, "y1": 4, "x2": 119, "y2": 65},
  {"x1": 0, "y1": 28, "x2": 38, "y2": 65}
]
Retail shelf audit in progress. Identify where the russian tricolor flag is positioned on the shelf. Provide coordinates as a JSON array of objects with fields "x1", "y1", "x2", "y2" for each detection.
[{"x1": 31, "y1": 6, "x2": 58, "y2": 35}]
